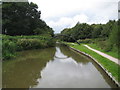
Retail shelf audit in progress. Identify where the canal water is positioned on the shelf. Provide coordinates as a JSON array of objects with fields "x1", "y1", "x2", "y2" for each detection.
[{"x1": 2, "y1": 44, "x2": 117, "y2": 88}]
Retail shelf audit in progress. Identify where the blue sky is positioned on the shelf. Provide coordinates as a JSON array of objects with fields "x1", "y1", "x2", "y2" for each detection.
[{"x1": 29, "y1": 0, "x2": 119, "y2": 33}]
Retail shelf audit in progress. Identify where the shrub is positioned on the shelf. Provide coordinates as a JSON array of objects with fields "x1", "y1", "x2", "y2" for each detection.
[
  {"x1": 0, "y1": 40, "x2": 2, "y2": 60},
  {"x1": 2, "y1": 35, "x2": 55, "y2": 60},
  {"x1": 77, "y1": 39, "x2": 92, "y2": 44},
  {"x1": 16, "y1": 39, "x2": 47, "y2": 50},
  {"x1": 2, "y1": 40, "x2": 17, "y2": 60}
]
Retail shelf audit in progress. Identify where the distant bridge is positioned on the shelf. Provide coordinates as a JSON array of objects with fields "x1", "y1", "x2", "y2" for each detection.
[{"x1": 53, "y1": 34, "x2": 80, "y2": 45}]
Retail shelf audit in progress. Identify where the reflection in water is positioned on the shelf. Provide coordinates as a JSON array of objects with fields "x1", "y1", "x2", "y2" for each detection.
[
  {"x1": 3, "y1": 47, "x2": 56, "y2": 88},
  {"x1": 34, "y1": 46, "x2": 111, "y2": 88},
  {"x1": 3, "y1": 45, "x2": 117, "y2": 88}
]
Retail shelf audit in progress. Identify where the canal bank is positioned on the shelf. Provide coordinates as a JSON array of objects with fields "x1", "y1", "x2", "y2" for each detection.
[{"x1": 64, "y1": 43, "x2": 120, "y2": 87}]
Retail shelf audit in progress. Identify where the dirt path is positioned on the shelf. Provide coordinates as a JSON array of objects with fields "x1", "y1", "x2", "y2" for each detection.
[{"x1": 84, "y1": 45, "x2": 120, "y2": 65}]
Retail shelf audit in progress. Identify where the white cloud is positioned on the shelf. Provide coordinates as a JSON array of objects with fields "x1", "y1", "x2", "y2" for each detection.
[
  {"x1": 47, "y1": 14, "x2": 89, "y2": 33},
  {"x1": 73, "y1": 14, "x2": 88, "y2": 24},
  {"x1": 29, "y1": 0, "x2": 119, "y2": 33},
  {"x1": 48, "y1": 14, "x2": 88, "y2": 27}
]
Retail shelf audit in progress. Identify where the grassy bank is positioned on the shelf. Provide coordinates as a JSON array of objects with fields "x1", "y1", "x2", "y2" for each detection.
[
  {"x1": 2, "y1": 35, "x2": 55, "y2": 60},
  {"x1": 65, "y1": 42, "x2": 120, "y2": 82},
  {"x1": 88, "y1": 43, "x2": 119, "y2": 59}
]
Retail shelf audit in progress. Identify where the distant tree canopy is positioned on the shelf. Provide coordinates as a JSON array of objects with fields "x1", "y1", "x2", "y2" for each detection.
[
  {"x1": 61, "y1": 22, "x2": 92, "y2": 42},
  {"x1": 2, "y1": 2, "x2": 54, "y2": 36},
  {"x1": 60, "y1": 20, "x2": 120, "y2": 51},
  {"x1": 61, "y1": 20, "x2": 118, "y2": 41}
]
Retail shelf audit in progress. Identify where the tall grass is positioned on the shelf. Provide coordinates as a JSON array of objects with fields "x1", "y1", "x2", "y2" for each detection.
[
  {"x1": 2, "y1": 40, "x2": 17, "y2": 59},
  {"x1": 2, "y1": 35, "x2": 55, "y2": 60}
]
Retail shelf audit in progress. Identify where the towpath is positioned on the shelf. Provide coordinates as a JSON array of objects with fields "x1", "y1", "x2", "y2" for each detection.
[{"x1": 84, "y1": 45, "x2": 120, "y2": 65}]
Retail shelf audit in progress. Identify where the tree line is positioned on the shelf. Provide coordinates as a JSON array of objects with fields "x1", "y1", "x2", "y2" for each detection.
[
  {"x1": 61, "y1": 20, "x2": 120, "y2": 52},
  {"x1": 2, "y1": 2, "x2": 54, "y2": 36}
]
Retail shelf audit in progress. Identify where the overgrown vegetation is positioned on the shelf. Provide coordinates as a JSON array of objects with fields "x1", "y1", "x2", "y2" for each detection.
[{"x1": 2, "y1": 35, "x2": 55, "y2": 60}]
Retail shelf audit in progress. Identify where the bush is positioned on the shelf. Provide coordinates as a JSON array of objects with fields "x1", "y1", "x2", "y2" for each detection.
[
  {"x1": 77, "y1": 39, "x2": 92, "y2": 44},
  {"x1": 46, "y1": 38, "x2": 56, "y2": 47},
  {"x1": 0, "y1": 39, "x2": 2, "y2": 60},
  {"x1": 16, "y1": 39, "x2": 47, "y2": 50},
  {"x1": 92, "y1": 39, "x2": 110, "y2": 52},
  {"x1": 2, "y1": 40, "x2": 17, "y2": 60},
  {"x1": 2, "y1": 35, "x2": 55, "y2": 60}
]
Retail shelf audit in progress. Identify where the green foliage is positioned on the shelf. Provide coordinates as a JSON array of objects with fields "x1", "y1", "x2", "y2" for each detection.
[
  {"x1": 92, "y1": 20, "x2": 119, "y2": 52},
  {"x1": 17, "y1": 39, "x2": 46, "y2": 50},
  {"x1": 101, "y1": 20, "x2": 115, "y2": 38},
  {"x1": 91, "y1": 38, "x2": 109, "y2": 51},
  {"x1": 2, "y1": 35, "x2": 55, "y2": 60},
  {"x1": 2, "y1": 2, "x2": 54, "y2": 36},
  {"x1": 77, "y1": 39, "x2": 92, "y2": 44},
  {"x1": 2, "y1": 40, "x2": 17, "y2": 59},
  {"x1": 60, "y1": 20, "x2": 119, "y2": 54},
  {"x1": 2, "y1": 2, "x2": 55, "y2": 60},
  {"x1": 34, "y1": 28, "x2": 43, "y2": 35},
  {"x1": 46, "y1": 38, "x2": 56, "y2": 47},
  {"x1": 108, "y1": 21, "x2": 119, "y2": 51},
  {"x1": 0, "y1": 40, "x2": 1, "y2": 60},
  {"x1": 91, "y1": 24, "x2": 103, "y2": 38},
  {"x1": 61, "y1": 23, "x2": 92, "y2": 42}
]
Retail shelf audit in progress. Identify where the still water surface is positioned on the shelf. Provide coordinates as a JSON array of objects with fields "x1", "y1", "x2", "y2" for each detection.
[{"x1": 3, "y1": 45, "x2": 117, "y2": 88}]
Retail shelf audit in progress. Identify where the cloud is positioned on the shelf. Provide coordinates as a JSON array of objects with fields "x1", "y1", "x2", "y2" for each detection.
[
  {"x1": 29, "y1": 0, "x2": 119, "y2": 33},
  {"x1": 47, "y1": 14, "x2": 89, "y2": 33}
]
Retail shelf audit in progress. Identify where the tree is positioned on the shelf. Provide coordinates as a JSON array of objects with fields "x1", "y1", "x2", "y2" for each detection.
[
  {"x1": 101, "y1": 20, "x2": 115, "y2": 38},
  {"x1": 61, "y1": 23, "x2": 92, "y2": 42},
  {"x1": 91, "y1": 24, "x2": 103, "y2": 38},
  {"x1": 2, "y1": 2, "x2": 54, "y2": 36},
  {"x1": 108, "y1": 20, "x2": 119, "y2": 51}
]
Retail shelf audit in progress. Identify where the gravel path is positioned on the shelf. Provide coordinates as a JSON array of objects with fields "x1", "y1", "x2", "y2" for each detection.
[{"x1": 84, "y1": 45, "x2": 120, "y2": 65}]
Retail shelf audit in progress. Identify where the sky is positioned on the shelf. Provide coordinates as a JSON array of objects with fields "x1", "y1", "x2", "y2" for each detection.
[
  {"x1": 28, "y1": 0, "x2": 119, "y2": 33},
  {"x1": 118, "y1": 1, "x2": 120, "y2": 19}
]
